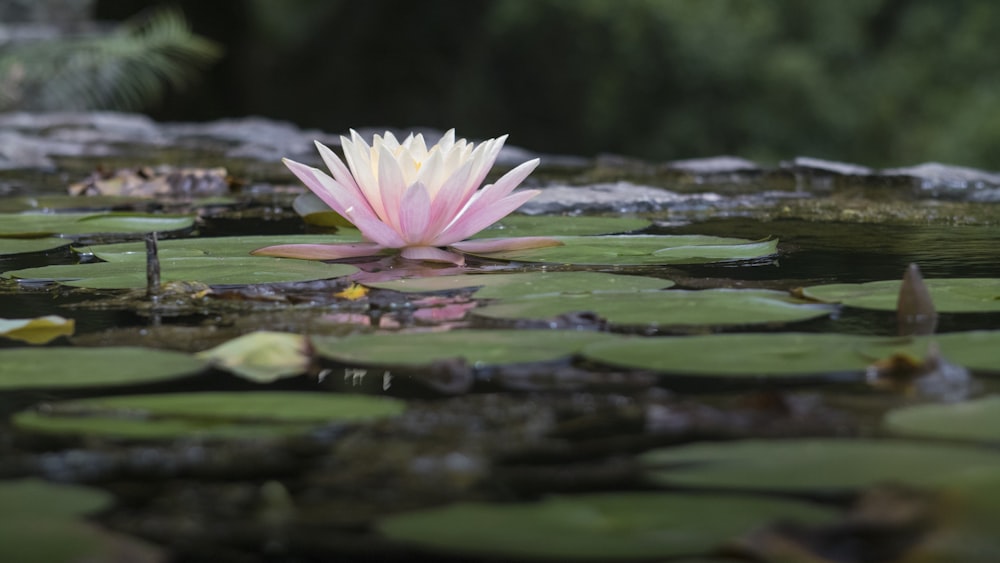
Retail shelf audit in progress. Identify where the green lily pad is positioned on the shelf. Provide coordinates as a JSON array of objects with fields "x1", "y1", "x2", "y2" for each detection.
[
  {"x1": 584, "y1": 331, "x2": 1000, "y2": 379},
  {"x1": 0, "y1": 195, "x2": 153, "y2": 213},
  {"x1": 910, "y1": 469, "x2": 1000, "y2": 563},
  {"x1": 0, "y1": 237, "x2": 72, "y2": 257},
  {"x1": 642, "y1": 439, "x2": 1000, "y2": 492},
  {"x1": 294, "y1": 192, "x2": 356, "y2": 227},
  {"x1": 3, "y1": 256, "x2": 357, "y2": 288},
  {"x1": 14, "y1": 391, "x2": 407, "y2": 439},
  {"x1": 377, "y1": 491, "x2": 838, "y2": 561},
  {"x1": 583, "y1": 333, "x2": 877, "y2": 379},
  {"x1": 83, "y1": 234, "x2": 364, "y2": 262},
  {"x1": 800, "y1": 278, "x2": 1000, "y2": 313},
  {"x1": 474, "y1": 289, "x2": 831, "y2": 329},
  {"x1": 858, "y1": 330, "x2": 1000, "y2": 374},
  {"x1": 884, "y1": 395, "x2": 1000, "y2": 442},
  {"x1": 465, "y1": 235, "x2": 778, "y2": 265},
  {"x1": 312, "y1": 329, "x2": 615, "y2": 368},
  {"x1": 0, "y1": 212, "x2": 193, "y2": 238},
  {"x1": 0, "y1": 346, "x2": 206, "y2": 390},
  {"x1": 0, "y1": 479, "x2": 157, "y2": 563},
  {"x1": 364, "y1": 271, "x2": 674, "y2": 298},
  {"x1": 471, "y1": 215, "x2": 652, "y2": 238}
]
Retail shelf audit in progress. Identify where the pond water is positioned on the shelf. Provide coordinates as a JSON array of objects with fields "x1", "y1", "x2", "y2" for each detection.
[{"x1": 1, "y1": 143, "x2": 999, "y2": 562}]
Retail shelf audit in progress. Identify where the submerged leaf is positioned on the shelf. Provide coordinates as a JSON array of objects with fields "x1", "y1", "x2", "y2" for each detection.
[
  {"x1": 377, "y1": 491, "x2": 838, "y2": 560},
  {"x1": 14, "y1": 391, "x2": 407, "y2": 439},
  {"x1": 642, "y1": 439, "x2": 1000, "y2": 492}
]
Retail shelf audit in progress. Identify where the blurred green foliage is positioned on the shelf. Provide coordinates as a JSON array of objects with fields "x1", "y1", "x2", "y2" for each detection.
[
  {"x1": 0, "y1": 8, "x2": 220, "y2": 112},
  {"x1": 97, "y1": 0, "x2": 1000, "y2": 167}
]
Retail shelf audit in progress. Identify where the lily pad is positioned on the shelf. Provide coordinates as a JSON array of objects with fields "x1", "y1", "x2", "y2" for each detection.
[
  {"x1": 83, "y1": 234, "x2": 364, "y2": 262},
  {"x1": 312, "y1": 329, "x2": 614, "y2": 368},
  {"x1": 465, "y1": 235, "x2": 778, "y2": 265},
  {"x1": 364, "y1": 271, "x2": 674, "y2": 298},
  {"x1": 4, "y1": 256, "x2": 358, "y2": 288},
  {"x1": 583, "y1": 333, "x2": 878, "y2": 379},
  {"x1": 0, "y1": 212, "x2": 193, "y2": 238},
  {"x1": 0, "y1": 237, "x2": 72, "y2": 257},
  {"x1": 294, "y1": 192, "x2": 356, "y2": 227},
  {"x1": 0, "y1": 479, "x2": 161, "y2": 563},
  {"x1": 0, "y1": 346, "x2": 206, "y2": 390},
  {"x1": 14, "y1": 391, "x2": 406, "y2": 439},
  {"x1": 642, "y1": 439, "x2": 1000, "y2": 492},
  {"x1": 884, "y1": 395, "x2": 1000, "y2": 442},
  {"x1": 800, "y1": 278, "x2": 1000, "y2": 313},
  {"x1": 0, "y1": 315, "x2": 74, "y2": 344},
  {"x1": 0, "y1": 194, "x2": 153, "y2": 213},
  {"x1": 474, "y1": 289, "x2": 831, "y2": 329},
  {"x1": 377, "y1": 491, "x2": 838, "y2": 561},
  {"x1": 471, "y1": 215, "x2": 652, "y2": 238},
  {"x1": 858, "y1": 330, "x2": 1000, "y2": 374}
]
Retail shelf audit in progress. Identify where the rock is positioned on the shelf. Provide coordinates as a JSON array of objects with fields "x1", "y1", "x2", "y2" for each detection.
[
  {"x1": 880, "y1": 162, "x2": 1000, "y2": 200},
  {"x1": 782, "y1": 156, "x2": 874, "y2": 176},
  {"x1": 664, "y1": 155, "x2": 760, "y2": 175},
  {"x1": 517, "y1": 181, "x2": 720, "y2": 215}
]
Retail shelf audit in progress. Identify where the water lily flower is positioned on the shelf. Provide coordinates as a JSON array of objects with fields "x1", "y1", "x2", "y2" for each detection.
[{"x1": 252, "y1": 129, "x2": 561, "y2": 265}]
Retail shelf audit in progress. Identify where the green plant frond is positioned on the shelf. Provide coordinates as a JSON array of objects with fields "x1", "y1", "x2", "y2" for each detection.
[{"x1": 0, "y1": 8, "x2": 222, "y2": 112}]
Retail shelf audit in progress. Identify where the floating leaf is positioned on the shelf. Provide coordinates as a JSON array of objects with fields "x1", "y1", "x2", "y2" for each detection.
[
  {"x1": 83, "y1": 234, "x2": 363, "y2": 262},
  {"x1": 0, "y1": 346, "x2": 206, "y2": 390},
  {"x1": 4, "y1": 256, "x2": 357, "y2": 288},
  {"x1": 584, "y1": 333, "x2": 875, "y2": 379},
  {"x1": 0, "y1": 479, "x2": 163, "y2": 563},
  {"x1": 465, "y1": 235, "x2": 777, "y2": 265},
  {"x1": 884, "y1": 395, "x2": 1000, "y2": 443},
  {"x1": 196, "y1": 331, "x2": 310, "y2": 383},
  {"x1": 859, "y1": 330, "x2": 1000, "y2": 374},
  {"x1": 14, "y1": 391, "x2": 406, "y2": 439},
  {"x1": 294, "y1": 192, "x2": 355, "y2": 227},
  {"x1": 0, "y1": 194, "x2": 153, "y2": 213},
  {"x1": 642, "y1": 439, "x2": 1000, "y2": 492},
  {"x1": 0, "y1": 212, "x2": 193, "y2": 238},
  {"x1": 0, "y1": 315, "x2": 74, "y2": 344},
  {"x1": 471, "y1": 215, "x2": 651, "y2": 238},
  {"x1": 377, "y1": 492, "x2": 838, "y2": 561},
  {"x1": 800, "y1": 278, "x2": 1000, "y2": 313},
  {"x1": 312, "y1": 330, "x2": 614, "y2": 368},
  {"x1": 0, "y1": 237, "x2": 72, "y2": 257},
  {"x1": 474, "y1": 289, "x2": 831, "y2": 329},
  {"x1": 365, "y1": 271, "x2": 674, "y2": 298}
]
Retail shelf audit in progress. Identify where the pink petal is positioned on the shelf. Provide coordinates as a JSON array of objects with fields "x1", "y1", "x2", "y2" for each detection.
[
  {"x1": 425, "y1": 159, "x2": 476, "y2": 235},
  {"x1": 466, "y1": 135, "x2": 507, "y2": 192},
  {"x1": 450, "y1": 236, "x2": 563, "y2": 254},
  {"x1": 400, "y1": 246, "x2": 466, "y2": 265},
  {"x1": 398, "y1": 182, "x2": 433, "y2": 244},
  {"x1": 434, "y1": 189, "x2": 540, "y2": 245},
  {"x1": 377, "y1": 144, "x2": 407, "y2": 229},
  {"x1": 342, "y1": 130, "x2": 385, "y2": 217},
  {"x1": 251, "y1": 242, "x2": 386, "y2": 260},
  {"x1": 314, "y1": 141, "x2": 365, "y2": 195},
  {"x1": 283, "y1": 159, "x2": 404, "y2": 248}
]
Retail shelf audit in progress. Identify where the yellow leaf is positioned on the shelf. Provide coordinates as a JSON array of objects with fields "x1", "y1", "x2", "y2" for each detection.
[
  {"x1": 334, "y1": 283, "x2": 369, "y2": 300},
  {"x1": 196, "y1": 331, "x2": 309, "y2": 383},
  {"x1": 0, "y1": 316, "x2": 75, "y2": 344}
]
